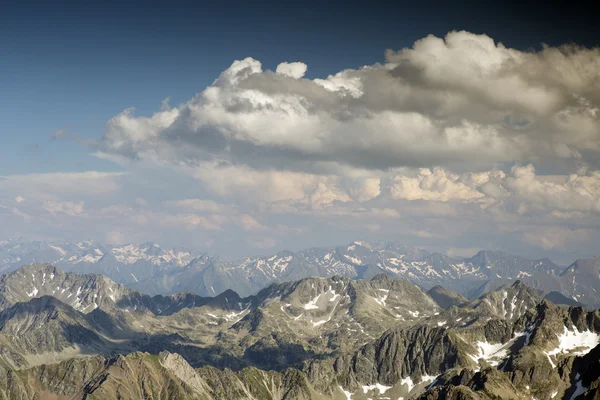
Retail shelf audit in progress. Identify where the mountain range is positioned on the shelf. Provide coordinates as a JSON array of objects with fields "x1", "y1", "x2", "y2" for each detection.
[
  {"x1": 2, "y1": 239, "x2": 600, "y2": 308},
  {"x1": 0, "y1": 263, "x2": 599, "y2": 399}
]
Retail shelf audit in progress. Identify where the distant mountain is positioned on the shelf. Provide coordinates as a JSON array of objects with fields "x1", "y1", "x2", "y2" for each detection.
[
  {"x1": 545, "y1": 291, "x2": 585, "y2": 307},
  {"x1": 0, "y1": 240, "x2": 200, "y2": 283},
  {"x1": 129, "y1": 243, "x2": 564, "y2": 298},
  {"x1": 3, "y1": 240, "x2": 600, "y2": 309}
]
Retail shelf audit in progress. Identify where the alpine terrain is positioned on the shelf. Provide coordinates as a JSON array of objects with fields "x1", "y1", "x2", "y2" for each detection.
[
  {"x1": 2, "y1": 240, "x2": 599, "y2": 308},
  {"x1": 0, "y1": 262, "x2": 598, "y2": 399}
]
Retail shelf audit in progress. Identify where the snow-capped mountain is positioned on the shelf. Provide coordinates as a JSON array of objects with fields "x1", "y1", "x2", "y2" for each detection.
[
  {"x1": 0, "y1": 240, "x2": 201, "y2": 285},
  {"x1": 129, "y1": 241, "x2": 569, "y2": 302},
  {"x1": 3, "y1": 239, "x2": 600, "y2": 308}
]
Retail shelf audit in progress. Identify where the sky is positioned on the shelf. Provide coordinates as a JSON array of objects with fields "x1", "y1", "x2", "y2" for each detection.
[{"x1": 0, "y1": 0, "x2": 599, "y2": 263}]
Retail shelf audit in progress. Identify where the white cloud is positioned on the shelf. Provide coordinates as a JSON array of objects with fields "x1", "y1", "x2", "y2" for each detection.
[
  {"x1": 347, "y1": 177, "x2": 381, "y2": 202},
  {"x1": 43, "y1": 201, "x2": 85, "y2": 216},
  {"x1": 276, "y1": 62, "x2": 307, "y2": 79},
  {"x1": 238, "y1": 215, "x2": 266, "y2": 231},
  {"x1": 504, "y1": 165, "x2": 600, "y2": 213},
  {"x1": 314, "y1": 71, "x2": 364, "y2": 98},
  {"x1": 96, "y1": 31, "x2": 600, "y2": 176},
  {"x1": 390, "y1": 168, "x2": 487, "y2": 202}
]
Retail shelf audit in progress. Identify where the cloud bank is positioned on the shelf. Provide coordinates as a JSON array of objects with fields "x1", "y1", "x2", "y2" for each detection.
[{"x1": 2, "y1": 31, "x2": 600, "y2": 260}]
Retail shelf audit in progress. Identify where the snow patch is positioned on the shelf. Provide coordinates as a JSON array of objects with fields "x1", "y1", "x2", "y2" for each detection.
[
  {"x1": 546, "y1": 326, "x2": 600, "y2": 363},
  {"x1": 469, "y1": 340, "x2": 508, "y2": 366},
  {"x1": 303, "y1": 294, "x2": 321, "y2": 310},
  {"x1": 400, "y1": 376, "x2": 414, "y2": 393},
  {"x1": 338, "y1": 386, "x2": 352, "y2": 400},
  {"x1": 373, "y1": 290, "x2": 388, "y2": 307},
  {"x1": 361, "y1": 383, "x2": 392, "y2": 394},
  {"x1": 48, "y1": 244, "x2": 67, "y2": 256}
]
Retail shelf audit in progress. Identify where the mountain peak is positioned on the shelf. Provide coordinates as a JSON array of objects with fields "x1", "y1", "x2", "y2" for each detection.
[{"x1": 370, "y1": 273, "x2": 391, "y2": 282}]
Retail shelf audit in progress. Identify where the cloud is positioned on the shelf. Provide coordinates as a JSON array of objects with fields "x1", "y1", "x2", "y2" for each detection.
[
  {"x1": 370, "y1": 208, "x2": 400, "y2": 219},
  {"x1": 347, "y1": 177, "x2": 381, "y2": 202},
  {"x1": 504, "y1": 165, "x2": 600, "y2": 213},
  {"x1": 15, "y1": 196, "x2": 25, "y2": 203},
  {"x1": 11, "y1": 207, "x2": 32, "y2": 221},
  {"x1": 238, "y1": 214, "x2": 266, "y2": 231},
  {"x1": 0, "y1": 171, "x2": 125, "y2": 198},
  {"x1": 43, "y1": 200, "x2": 85, "y2": 216},
  {"x1": 523, "y1": 227, "x2": 592, "y2": 250},
  {"x1": 390, "y1": 168, "x2": 489, "y2": 202},
  {"x1": 50, "y1": 128, "x2": 67, "y2": 140},
  {"x1": 106, "y1": 230, "x2": 125, "y2": 244},
  {"x1": 164, "y1": 198, "x2": 237, "y2": 214},
  {"x1": 95, "y1": 31, "x2": 599, "y2": 177},
  {"x1": 5, "y1": 30, "x2": 600, "y2": 260},
  {"x1": 276, "y1": 62, "x2": 307, "y2": 79},
  {"x1": 246, "y1": 236, "x2": 277, "y2": 249},
  {"x1": 150, "y1": 212, "x2": 223, "y2": 231}
]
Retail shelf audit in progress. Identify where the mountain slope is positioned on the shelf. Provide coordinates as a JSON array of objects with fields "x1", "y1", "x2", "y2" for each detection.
[
  {"x1": 0, "y1": 264, "x2": 440, "y2": 372},
  {"x1": 427, "y1": 286, "x2": 468, "y2": 309}
]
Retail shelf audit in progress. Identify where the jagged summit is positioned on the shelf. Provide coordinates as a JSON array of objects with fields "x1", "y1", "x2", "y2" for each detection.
[
  {"x1": 3, "y1": 240, "x2": 600, "y2": 309},
  {"x1": 0, "y1": 264, "x2": 597, "y2": 400}
]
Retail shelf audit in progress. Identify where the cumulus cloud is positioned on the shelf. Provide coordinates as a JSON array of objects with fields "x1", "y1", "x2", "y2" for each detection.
[
  {"x1": 504, "y1": 165, "x2": 600, "y2": 213},
  {"x1": 43, "y1": 200, "x2": 85, "y2": 216},
  {"x1": 275, "y1": 62, "x2": 307, "y2": 79},
  {"x1": 95, "y1": 30, "x2": 600, "y2": 176},
  {"x1": 390, "y1": 168, "x2": 487, "y2": 202}
]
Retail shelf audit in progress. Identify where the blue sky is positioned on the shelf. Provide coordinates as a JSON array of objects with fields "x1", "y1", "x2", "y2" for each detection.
[{"x1": 1, "y1": 0, "x2": 599, "y2": 262}]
